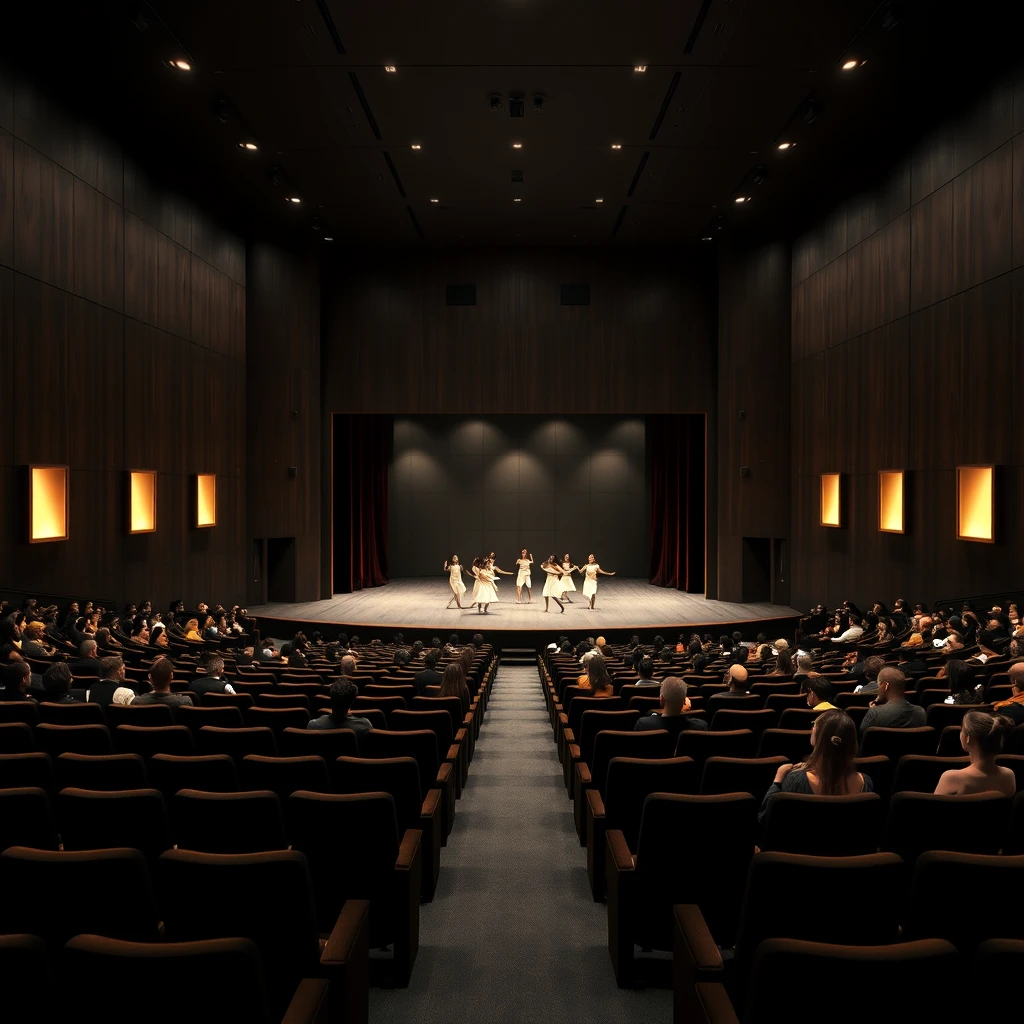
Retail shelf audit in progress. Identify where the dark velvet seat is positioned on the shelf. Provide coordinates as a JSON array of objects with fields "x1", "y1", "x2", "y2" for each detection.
[
  {"x1": 57, "y1": 787, "x2": 173, "y2": 864},
  {"x1": 148, "y1": 753, "x2": 240, "y2": 797},
  {"x1": 56, "y1": 752, "x2": 148, "y2": 791},
  {"x1": 35, "y1": 723, "x2": 114, "y2": 757},
  {"x1": 239, "y1": 754, "x2": 331, "y2": 798},
  {"x1": 0, "y1": 786, "x2": 60, "y2": 852},
  {"x1": 0, "y1": 751, "x2": 55, "y2": 793},
  {"x1": 173, "y1": 788, "x2": 288, "y2": 853},
  {"x1": 196, "y1": 725, "x2": 278, "y2": 760},
  {"x1": 759, "y1": 792, "x2": 883, "y2": 856}
]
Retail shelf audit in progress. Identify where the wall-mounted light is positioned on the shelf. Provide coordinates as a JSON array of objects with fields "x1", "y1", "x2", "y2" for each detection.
[
  {"x1": 196, "y1": 473, "x2": 217, "y2": 528},
  {"x1": 878, "y1": 470, "x2": 904, "y2": 534},
  {"x1": 129, "y1": 470, "x2": 158, "y2": 534},
  {"x1": 820, "y1": 473, "x2": 842, "y2": 528},
  {"x1": 29, "y1": 466, "x2": 69, "y2": 543},
  {"x1": 957, "y1": 465, "x2": 994, "y2": 542}
]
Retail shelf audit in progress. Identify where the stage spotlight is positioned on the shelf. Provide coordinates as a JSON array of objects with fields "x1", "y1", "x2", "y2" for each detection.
[
  {"x1": 512, "y1": 141, "x2": 523, "y2": 149},
  {"x1": 595, "y1": 198, "x2": 604, "y2": 203},
  {"x1": 168, "y1": 58, "x2": 191, "y2": 71},
  {"x1": 430, "y1": 198, "x2": 439, "y2": 203},
  {"x1": 841, "y1": 57, "x2": 866, "y2": 71},
  {"x1": 489, "y1": 94, "x2": 503, "y2": 114},
  {"x1": 323, "y1": 236, "x2": 334, "y2": 241},
  {"x1": 532, "y1": 94, "x2": 545, "y2": 113},
  {"x1": 701, "y1": 236, "x2": 712, "y2": 241}
]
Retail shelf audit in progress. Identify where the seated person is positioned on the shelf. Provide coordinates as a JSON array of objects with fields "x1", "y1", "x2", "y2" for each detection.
[
  {"x1": 183, "y1": 618, "x2": 204, "y2": 642},
  {"x1": 933, "y1": 711, "x2": 1016, "y2": 797},
  {"x1": 1, "y1": 662, "x2": 36, "y2": 702},
  {"x1": 42, "y1": 662, "x2": 78, "y2": 703},
  {"x1": 632, "y1": 654, "x2": 660, "y2": 688},
  {"x1": 85, "y1": 657, "x2": 137, "y2": 708},
  {"x1": 706, "y1": 665, "x2": 749, "y2": 713},
  {"x1": 438, "y1": 662, "x2": 471, "y2": 715},
  {"x1": 759, "y1": 709, "x2": 872, "y2": 822},
  {"x1": 188, "y1": 656, "x2": 236, "y2": 697},
  {"x1": 992, "y1": 664, "x2": 1024, "y2": 724},
  {"x1": 307, "y1": 679, "x2": 372, "y2": 745},
  {"x1": 414, "y1": 649, "x2": 443, "y2": 695},
  {"x1": 804, "y1": 676, "x2": 838, "y2": 710},
  {"x1": 130, "y1": 657, "x2": 193, "y2": 712},
  {"x1": 634, "y1": 676, "x2": 707, "y2": 739},
  {"x1": 578, "y1": 654, "x2": 615, "y2": 697},
  {"x1": 20, "y1": 621, "x2": 56, "y2": 658},
  {"x1": 858, "y1": 668, "x2": 926, "y2": 736},
  {"x1": 792, "y1": 653, "x2": 814, "y2": 684},
  {"x1": 853, "y1": 655, "x2": 886, "y2": 694}
]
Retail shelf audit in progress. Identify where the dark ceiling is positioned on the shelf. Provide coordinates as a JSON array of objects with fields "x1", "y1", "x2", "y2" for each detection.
[{"x1": 4, "y1": 1, "x2": 1015, "y2": 248}]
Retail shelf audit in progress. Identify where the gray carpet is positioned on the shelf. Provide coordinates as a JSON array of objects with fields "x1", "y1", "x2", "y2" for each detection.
[{"x1": 370, "y1": 665, "x2": 671, "y2": 1023}]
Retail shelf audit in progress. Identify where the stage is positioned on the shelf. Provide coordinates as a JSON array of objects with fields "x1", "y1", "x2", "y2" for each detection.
[{"x1": 250, "y1": 578, "x2": 802, "y2": 647}]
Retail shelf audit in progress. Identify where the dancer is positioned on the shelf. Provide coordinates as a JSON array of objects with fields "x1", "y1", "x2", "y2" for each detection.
[
  {"x1": 541, "y1": 556, "x2": 565, "y2": 613},
  {"x1": 560, "y1": 553, "x2": 579, "y2": 603},
  {"x1": 487, "y1": 553, "x2": 514, "y2": 586},
  {"x1": 582, "y1": 553, "x2": 616, "y2": 610},
  {"x1": 472, "y1": 557, "x2": 499, "y2": 614},
  {"x1": 443, "y1": 555, "x2": 469, "y2": 609},
  {"x1": 515, "y1": 549, "x2": 534, "y2": 604}
]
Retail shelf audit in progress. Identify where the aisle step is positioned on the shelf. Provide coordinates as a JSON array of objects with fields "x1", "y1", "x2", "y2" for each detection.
[{"x1": 500, "y1": 648, "x2": 536, "y2": 665}]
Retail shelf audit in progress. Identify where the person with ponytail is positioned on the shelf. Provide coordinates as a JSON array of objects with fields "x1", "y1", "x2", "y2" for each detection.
[
  {"x1": 933, "y1": 711, "x2": 1016, "y2": 797},
  {"x1": 758, "y1": 709, "x2": 871, "y2": 822}
]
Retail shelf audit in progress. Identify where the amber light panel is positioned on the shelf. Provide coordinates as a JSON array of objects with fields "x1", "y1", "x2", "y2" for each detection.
[
  {"x1": 130, "y1": 471, "x2": 157, "y2": 534},
  {"x1": 820, "y1": 473, "x2": 841, "y2": 527},
  {"x1": 196, "y1": 473, "x2": 217, "y2": 528},
  {"x1": 957, "y1": 466, "x2": 994, "y2": 542},
  {"x1": 878, "y1": 470, "x2": 904, "y2": 534},
  {"x1": 30, "y1": 466, "x2": 69, "y2": 542}
]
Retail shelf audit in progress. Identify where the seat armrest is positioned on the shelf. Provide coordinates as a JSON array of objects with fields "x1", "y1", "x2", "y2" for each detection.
[
  {"x1": 420, "y1": 788, "x2": 442, "y2": 819},
  {"x1": 694, "y1": 984, "x2": 740, "y2": 1024},
  {"x1": 585, "y1": 789, "x2": 606, "y2": 819},
  {"x1": 455, "y1": 727, "x2": 468, "y2": 744},
  {"x1": 606, "y1": 829, "x2": 635, "y2": 872},
  {"x1": 674, "y1": 905, "x2": 722, "y2": 972},
  {"x1": 396, "y1": 828, "x2": 422, "y2": 872},
  {"x1": 575, "y1": 762, "x2": 592, "y2": 787},
  {"x1": 445, "y1": 743, "x2": 461, "y2": 763},
  {"x1": 283, "y1": 978, "x2": 331, "y2": 1024},
  {"x1": 320, "y1": 899, "x2": 370, "y2": 1024},
  {"x1": 436, "y1": 762, "x2": 453, "y2": 785},
  {"x1": 567, "y1": 743, "x2": 581, "y2": 761},
  {"x1": 557, "y1": 711, "x2": 567, "y2": 726}
]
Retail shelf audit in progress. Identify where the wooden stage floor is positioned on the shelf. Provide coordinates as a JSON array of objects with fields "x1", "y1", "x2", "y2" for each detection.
[{"x1": 251, "y1": 578, "x2": 801, "y2": 636}]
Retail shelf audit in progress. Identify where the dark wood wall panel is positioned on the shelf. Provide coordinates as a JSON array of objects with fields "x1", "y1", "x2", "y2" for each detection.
[
  {"x1": 790, "y1": 74, "x2": 1023, "y2": 611},
  {"x1": 0, "y1": 70, "x2": 246, "y2": 608}
]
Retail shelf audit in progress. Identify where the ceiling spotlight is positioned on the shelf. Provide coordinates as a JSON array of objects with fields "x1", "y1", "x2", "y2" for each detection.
[
  {"x1": 238, "y1": 141, "x2": 258, "y2": 151},
  {"x1": 633, "y1": 65, "x2": 647, "y2": 73},
  {"x1": 776, "y1": 141, "x2": 794, "y2": 150},
  {"x1": 384, "y1": 65, "x2": 397, "y2": 73},
  {"x1": 734, "y1": 196, "x2": 749, "y2": 203},
  {"x1": 701, "y1": 236, "x2": 713, "y2": 241},
  {"x1": 611, "y1": 143, "x2": 622, "y2": 150},
  {"x1": 489, "y1": 94, "x2": 503, "y2": 114},
  {"x1": 595, "y1": 198, "x2": 604, "y2": 203},
  {"x1": 286, "y1": 196, "x2": 301, "y2": 204},
  {"x1": 324, "y1": 237, "x2": 334, "y2": 242},
  {"x1": 513, "y1": 198, "x2": 522, "y2": 203},
  {"x1": 512, "y1": 142, "x2": 523, "y2": 149},
  {"x1": 169, "y1": 59, "x2": 191, "y2": 71},
  {"x1": 841, "y1": 58, "x2": 860, "y2": 70},
  {"x1": 410, "y1": 143, "x2": 422, "y2": 150},
  {"x1": 430, "y1": 198, "x2": 439, "y2": 203}
]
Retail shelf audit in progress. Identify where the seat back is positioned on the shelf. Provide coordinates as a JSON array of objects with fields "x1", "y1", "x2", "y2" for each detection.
[
  {"x1": 173, "y1": 789, "x2": 288, "y2": 853},
  {"x1": 254, "y1": 692, "x2": 311, "y2": 710},
  {"x1": 105, "y1": 704, "x2": 175, "y2": 729},
  {"x1": 765, "y1": 693, "x2": 808, "y2": 714},
  {"x1": 245, "y1": 707, "x2": 310, "y2": 733},
  {"x1": 0, "y1": 786, "x2": 59, "y2": 851},
  {"x1": 701, "y1": 756, "x2": 789, "y2": 797},
  {"x1": 278, "y1": 725, "x2": 359, "y2": 760},
  {"x1": 148, "y1": 753, "x2": 239, "y2": 797},
  {"x1": 0, "y1": 721, "x2": 35, "y2": 753},
  {"x1": 175, "y1": 705, "x2": 244, "y2": 732},
  {"x1": 778, "y1": 708, "x2": 824, "y2": 730},
  {"x1": 860, "y1": 726, "x2": 938, "y2": 760},
  {"x1": 884, "y1": 791, "x2": 1009, "y2": 864},
  {"x1": 196, "y1": 725, "x2": 277, "y2": 760},
  {"x1": 363, "y1": 683, "x2": 416, "y2": 703},
  {"x1": 926, "y1": 703, "x2": 983, "y2": 731},
  {"x1": 760, "y1": 793, "x2": 883, "y2": 856},
  {"x1": 709, "y1": 708, "x2": 777, "y2": 736},
  {"x1": 57, "y1": 752, "x2": 147, "y2": 791},
  {"x1": 891, "y1": 754, "x2": 969, "y2": 794},
  {"x1": 0, "y1": 934, "x2": 55, "y2": 1022},
  {"x1": 675, "y1": 729, "x2": 756, "y2": 768},
  {"x1": 706, "y1": 694, "x2": 764, "y2": 715},
  {"x1": 35, "y1": 723, "x2": 113, "y2": 756},
  {"x1": 603, "y1": 756, "x2": 699, "y2": 849},
  {"x1": 756, "y1": 729, "x2": 812, "y2": 762},
  {"x1": 353, "y1": 695, "x2": 406, "y2": 724},
  {"x1": 239, "y1": 755, "x2": 330, "y2": 798},
  {"x1": 578, "y1": 710, "x2": 640, "y2": 766},
  {"x1": 360, "y1": 729, "x2": 439, "y2": 798},
  {"x1": 0, "y1": 701, "x2": 40, "y2": 727},
  {"x1": 390, "y1": 709, "x2": 454, "y2": 752},
  {"x1": 114, "y1": 724, "x2": 195, "y2": 757},
  {"x1": 334, "y1": 756, "x2": 423, "y2": 832},
  {"x1": 567, "y1": 696, "x2": 623, "y2": 739},
  {"x1": 0, "y1": 751, "x2": 55, "y2": 793},
  {"x1": 57, "y1": 787, "x2": 172, "y2": 863},
  {"x1": 37, "y1": 701, "x2": 105, "y2": 726},
  {"x1": 200, "y1": 691, "x2": 254, "y2": 710},
  {"x1": 589, "y1": 729, "x2": 673, "y2": 794},
  {"x1": 410, "y1": 696, "x2": 464, "y2": 732}
]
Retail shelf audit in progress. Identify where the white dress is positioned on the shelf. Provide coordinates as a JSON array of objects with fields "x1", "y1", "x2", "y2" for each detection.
[
  {"x1": 542, "y1": 568, "x2": 563, "y2": 598},
  {"x1": 560, "y1": 562, "x2": 577, "y2": 594},
  {"x1": 582, "y1": 564, "x2": 600, "y2": 598},
  {"x1": 448, "y1": 563, "x2": 466, "y2": 597},
  {"x1": 516, "y1": 558, "x2": 533, "y2": 588},
  {"x1": 474, "y1": 568, "x2": 499, "y2": 604}
]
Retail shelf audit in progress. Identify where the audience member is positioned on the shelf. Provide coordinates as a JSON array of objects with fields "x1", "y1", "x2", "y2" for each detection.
[
  {"x1": 719, "y1": 664, "x2": 749, "y2": 695},
  {"x1": 804, "y1": 676, "x2": 838, "y2": 711},
  {"x1": 933, "y1": 711, "x2": 1016, "y2": 797},
  {"x1": 41, "y1": 662, "x2": 77, "y2": 703},
  {"x1": 759, "y1": 709, "x2": 872, "y2": 822},
  {"x1": 307, "y1": 679, "x2": 371, "y2": 745},
  {"x1": 438, "y1": 661, "x2": 471, "y2": 715},
  {"x1": 853, "y1": 655, "x2": 886, "y2": 695},
  {"x1": 20, "y1": 621, "x2": 56, "y2": 657},
  {"x1": 87, "y1": 657, "x2": 137, "y2": 708},
  {"x1": 131, "y1": 657, "x2": 193, "y2": 712},
  {"x1": 634, "y1": 676, "x2": 707, "y2": 739},
  {"x1": 579, "y1": 654, "x2": 614, "y2": 697},
  {"x1": 858, "y1": 668, "x2": 926, "y2": 736},
  {"x1": 188, "y1": 656, "x2": 236, "y2": 697},
  {"x1": 1, "y1": 662, "x2": 35, "y2": 702},
  {"x1": 792, "y1": 653, "x2": 813, "y2": 684},
  {"x1": 68, "y1": 639, "x2": 102, "y2": 677},
  {"x1": 415, "y1": 649, "x2": 443, "y2": 695},
  {"x1": 632, "y1": 655, "x2": 659, "y2": 688},
  {"x1": 992, "y1": 664, "x2": 1024, "y2": 724}
]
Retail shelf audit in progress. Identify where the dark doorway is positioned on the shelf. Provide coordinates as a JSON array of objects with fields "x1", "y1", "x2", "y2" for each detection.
[
  {"x1": 267, "y1": 537, "x2": 297, "y2": 604},
  {"x1": 741, "y1": 537, "x2": 772, "y2": 604}
]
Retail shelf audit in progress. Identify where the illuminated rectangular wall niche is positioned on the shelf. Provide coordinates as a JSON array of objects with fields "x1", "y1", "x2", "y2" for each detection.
[
  {"x1": 30, "y1": 465, "x2": 69, "y2": 542},
  {"x1": 878, "y1": 470, "x2": 904, "y2": 534},
  {"x1": 129, "y1": 471, "x2": 157, "y2": 533},
  {"x1": 196, "y1": 473, "x2": 217, "y2": 528},
  {"x1": 957, "y1": 465, "x2": 994, "y2": 542},
  {"x1": 820, "y1": 473, "x2": 841, "y2": 527}
]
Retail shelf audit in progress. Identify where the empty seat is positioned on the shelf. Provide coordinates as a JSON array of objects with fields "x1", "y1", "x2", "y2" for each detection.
[
  {"x1": 286, "y1": 790, "x2": 421, "y2": 986},
  {"x1": 158, "y1": 849, "x2": 369, "y2": 1022},
  {"x1": 57, "y1": 788, "x2": 173, "y2": 864},
  {"x1": 240, "y1": 755, "x2": 331, "y2": 797},
  {"x1": 700, "y1": 756, "x2": 789, "y2": 797},
  {"x1": 148, "y1": 752, "x2": 239, "y2": 797},
  {"x1": 62, "y1": 934, "x2": 330, "y2": 1024},
  {"x1": 566, "y1": 710, "x2": 640, "y2": 795},
  {"x1": 0, "y1": 786, "x2": 59, "y2": 852},
  {"x1": 891, "y1": 754, "x2": 969, "y2": 794},
  {"x1": 105, "y1": 704, "x2": 175, "y2": 729},
  {"x1": 860, "y1": 726, "x2": 937, "y2": 760},
  {"x1": 926, "y1": 703, "x2": 982, "y2": 731},
  {"x1": 353, "y1": 695, "x2": 407, "y2": 724},
  {"x1": 173, "y1": 789, "x2": 288, "y2": 853},
  {"x1": 0, "y1": 721, "x2": 35, "y2": 753},
  {"x1": 883, "y1": 791, "x2": 1009, "y2": 864},
  {"x1": 0, "y1": 751, "x2": 55, "y2": 794},
  {"x1": 0, "y1": 934, "x2": 56, "y2": 1022},
  {"x1": 756, "y1": 729, "x2": 812, "y2": 762},
  {"x1": 114, "y1": 724, "x2": 194, "y2": 758},
  {"x1": 607, "y1": 793, "x2": 756, "y2": 986},
  {"x1": 196, "y1": 725, "x2": 278, "y2": 760},
  {"x1": 35, "y1": 723, "x2": 113, "y2": 757},
  {"x1": 363, "y1": 683, "x2": 416, "y2": 703},
  {"x1": 255, "y1": 692, "x2": 311, "y2": 710},
  {"x1": 760, "y1": 793, "x2": 883, "y2": 856},
  {"x1": 854, "y1": 755, "x2": 892, "y2": 801},
  {"x1": 0, "y1": 702, "x2": 40, "y2": 727},
  {"x1": 778, "y1": 708, "x2": 824, "y2": 730},
  {"x1": 175, "y1": 705, "x2": 245, "y2": 732},
  {"x1": 56, "y1": 752, "x2": 148, "y2": 791},
  {"x1": 278, "y1": 726, "x2": 359, "y2": 760},
  {"x1": 675, "y1": 729, "x2": 757, "y2": 769},
  {"x1": 0, "y1": 846, "x2": 160, "y2": 949},
  {"x1": 37, "y1": 701, "x2": 105, "y2": 726},
  {"x1": 246, "y1": 707, "x2": 311, "y2": 733},
  {"x1": 709, "y1": 709, "x2": 777, "y2": 737},
  {"x1": 200, "y1": 691, "x2": 254, "y2": 710}
]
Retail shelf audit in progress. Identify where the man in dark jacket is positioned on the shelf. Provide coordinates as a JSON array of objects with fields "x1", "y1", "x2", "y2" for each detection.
[{"x1": 634, "y1": 676, "x2": 707, "y2": 742}]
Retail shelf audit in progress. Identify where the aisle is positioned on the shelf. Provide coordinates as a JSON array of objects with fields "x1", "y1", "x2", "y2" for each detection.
[{"x1": 371, "y1": 665, "x2": 671, "y2": 1024}]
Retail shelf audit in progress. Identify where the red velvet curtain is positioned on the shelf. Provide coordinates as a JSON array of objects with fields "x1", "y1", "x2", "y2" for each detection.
[
  {"x1": 333, "y1": 414, "x2": 390, "y2": 592},
  {"x1": 648, "y1": 414, "x2": 705, "y2": 592}
]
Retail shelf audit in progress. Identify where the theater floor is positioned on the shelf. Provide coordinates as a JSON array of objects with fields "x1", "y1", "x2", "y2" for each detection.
[{"x1": 370, "y1": 664, "x2": 671, "y2": 1023}]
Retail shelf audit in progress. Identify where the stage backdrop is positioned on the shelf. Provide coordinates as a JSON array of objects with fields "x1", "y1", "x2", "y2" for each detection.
[{"x1": 389, "y1": 416, "x2": 649, "y2": 578}]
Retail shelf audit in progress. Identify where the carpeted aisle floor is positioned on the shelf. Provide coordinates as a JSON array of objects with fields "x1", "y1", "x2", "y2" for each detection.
[{"x1": 370, "y1": 664, "x2": 671, "y2": 1024}]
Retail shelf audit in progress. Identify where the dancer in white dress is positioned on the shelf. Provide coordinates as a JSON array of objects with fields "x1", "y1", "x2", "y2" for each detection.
[
  {"x1": 515, "y1": 549, "x2": 534, "y2": 604},
  {"x1": 560, "y1": 554, "x2": 579, "y2": 603},
  {"x1": 541, "y1": 555, "x2": 566, "y2": 613},
  {"x1": 487, "y1": 553, "x2": 513, "y2": 589},
  {"x1": 471, "y1": 557, "x2": 499, "y2": 614},
  {"x1": 443, "y1": 555, "x2": 469, "y2": 609},
  {"x1": 582, "y1": 553, "x2": 616, "y2": 610}
]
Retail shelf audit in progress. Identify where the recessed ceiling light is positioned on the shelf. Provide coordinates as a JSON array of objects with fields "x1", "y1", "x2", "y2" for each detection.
[
  {"x1": 734, "y1": 196, "x2": 749, "y2": 203},
  {"x1": 286, "y1": 196, "x2": 301, "y2": 204},
  {"x1": 513, "y1": 198, "x2": 522, "y2": 203},
  {"x1": 595, "y1": 198, "x2": 604, "y2": 203},
  {"x1": 384, "y1": 65, "x2": 397, "y2": 73},
  {"x1": 777, "y1": 141, "x2": 794, "y2": 150},
  {"x1": 324, "y1": 237, "x2": 334, "y2": 242},
  {"x1": 841, "y1": 58, "x2": 859, "y2": 70},
  {"x1": 633, "y1": 65, "x2": 647, "y2": 73},
  {"x1": 430, "y1": 198, "x2": 439, "y2": 203},
  {"x1": 238, "y1": 142, "x2": 258, "y2": 151},
  {"x1": 512, "y1": 142, "x2": 523, "y2": 149},
  {"x1": 410, "y1": 143, "x2": 422, "y2": 150},
  {"x1": 701, "y1": 236, "x2": 713, "y2": 241},
  {"x1": 611, "y1": 143, "x2": 622, "y2": 150},
  {"x1": 169, "y1": 59, "x2": 192, "y2": 71}
]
